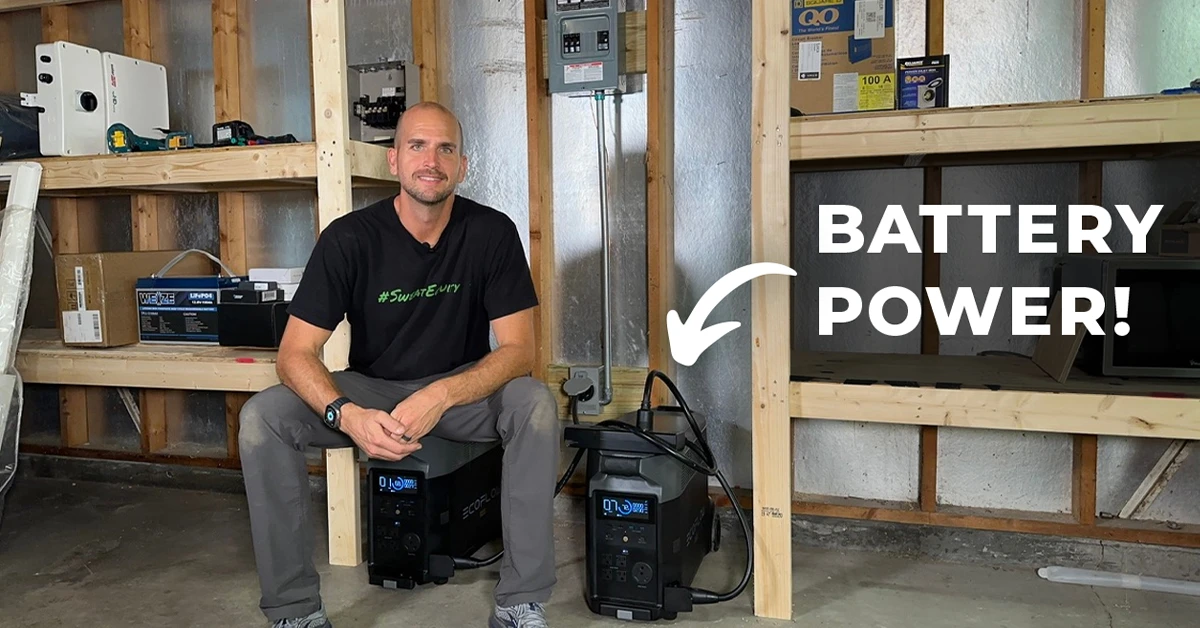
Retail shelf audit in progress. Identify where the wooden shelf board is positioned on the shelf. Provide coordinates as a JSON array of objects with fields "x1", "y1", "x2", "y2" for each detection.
[
  {"x1": 0, "y1": 0, "x2": 94, "y2": 13},
  {"x1": 790, "y1": 95, "x2": 1200, "y2": 165},
  {"x1": 790, "y1": 351, "x2": 1200, "y2": 440},
  {"x1": 15, "y1": 329, "x2": 280, "y2": 392},
  {"x1": 789, "y1": 493, "x2": 1200, "y2": 548},
  {"x1": 3, "y1": 140, "x2": 396, "y2": 196}
]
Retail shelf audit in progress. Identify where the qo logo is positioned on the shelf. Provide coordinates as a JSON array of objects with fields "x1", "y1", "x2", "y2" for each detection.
[{"x1": 797, "y1": 7, "x2": 839, "y2": 27}]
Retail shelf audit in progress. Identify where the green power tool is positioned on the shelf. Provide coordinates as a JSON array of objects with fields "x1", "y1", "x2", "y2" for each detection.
[{"x1": 107, "y1": 123, "x2": 195, "y2": 153}]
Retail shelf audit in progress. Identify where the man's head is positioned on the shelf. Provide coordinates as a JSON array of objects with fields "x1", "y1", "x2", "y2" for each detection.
[{"x1": 388, "y1": 102, "x2": 467, "y2": 207}]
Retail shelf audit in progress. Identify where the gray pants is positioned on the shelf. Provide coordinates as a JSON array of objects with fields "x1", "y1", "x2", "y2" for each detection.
[{"x1": 238, "y1": 367, "x2": 561, "y2": 623}]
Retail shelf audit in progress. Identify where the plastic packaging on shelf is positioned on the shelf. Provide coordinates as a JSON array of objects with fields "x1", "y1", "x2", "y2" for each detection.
[
  {"x1": 1038, "y1": 566, "x2": 1200, "y2": 597},
  {"x1": 0, "y1": 162, "x2": 42, "y2": 515}
]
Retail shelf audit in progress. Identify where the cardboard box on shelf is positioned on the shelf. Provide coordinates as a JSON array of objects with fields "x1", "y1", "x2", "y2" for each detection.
[
  {"x1": 54, "y1": 250, "x2": 213, "y2": 347},
  {"x1": 791, "y1": 0, "x2": 896, "y2": 115}
]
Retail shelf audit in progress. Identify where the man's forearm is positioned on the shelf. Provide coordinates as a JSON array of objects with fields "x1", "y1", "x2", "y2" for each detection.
[
  {"x1": 277, "y1": 350, "x2": 345, "y2": 416},
  {"x1": 433, "y1": 343, "x2": 532, "y2": 408}
]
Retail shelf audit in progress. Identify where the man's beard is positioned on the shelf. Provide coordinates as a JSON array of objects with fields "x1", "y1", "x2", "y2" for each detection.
[{"x1": 402, "y1": 171, "x2": 453, "y2": 206}]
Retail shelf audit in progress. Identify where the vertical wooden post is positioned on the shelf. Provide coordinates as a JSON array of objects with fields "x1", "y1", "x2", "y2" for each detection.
[
  {"x1": 412, "y1": 0, "x2": 447, "y2": 104},
  {"x1": 213, "y1": 0, "x2": 258, "y2": 462},
  {"x1": 43, "y1": 4, "x2": 105, "y2": 450},
  {"x1": 310, "y1": 0, "x2": 360, "y2": 568},
  {"x1": 1072, "y1": 0, "x2": 1106, "y2": 527},
  {"x1": 122, "y1": 0, "x2": 183, "y2": 456},
  {"x1": 525, "y1": 0, "x2": 554, "y2": 382},
  {"x1": 646, "y1": 0, "x2": 675, "y2": 401},
  {"x1": 918, "y1": 0, "x2": 945, "y2": 514},
  {"x1": 750, "y1": 0, "x2": 793, "y2": 619}
]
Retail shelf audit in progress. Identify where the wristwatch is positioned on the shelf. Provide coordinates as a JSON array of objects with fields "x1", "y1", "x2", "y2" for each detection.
[{"x1": 324, "y1": 396, "x2": 352, "y2": 430}]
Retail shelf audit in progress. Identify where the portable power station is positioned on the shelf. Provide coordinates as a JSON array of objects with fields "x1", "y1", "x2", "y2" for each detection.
[
  {"x1": 366, "y1": 436, "x2": 504, "y2": 589},
  {"x1": 564, "y1": 370, "x2": 752, "y2": 621}
]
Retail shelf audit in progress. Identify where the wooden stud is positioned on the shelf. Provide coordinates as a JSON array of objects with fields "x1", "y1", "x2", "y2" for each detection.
[
  {"x1": 309, "y1": 0, "x2": 360, "y2": 568},
  {"x1": 411, "y1": 0, "x2": 446, "y2": 104},
  {"x1": 1071, "y1": 0, "x2": 1106, "y2": 528},
  {"x1": 645, "y1": 0, "x2": 675, "y2": 403},
  {"x1": 750, "y1": 0, "x2": 793, "y2": 619},
  {"x1": 42, "y1": 3, "x2": 107, "y2": 451},
  {"x1": 213, "y1": 0, "x2": 262, "y2": 462},
  {"x1": 525, "y1": 0, "x2": 554, "y2": 382},
  {"x1": 918, "y1": 0, "x2": 945, "y2": 514}
]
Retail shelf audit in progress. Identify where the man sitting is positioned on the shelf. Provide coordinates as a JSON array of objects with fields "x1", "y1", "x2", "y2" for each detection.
[{"x1": 238, "y1": 101, "x2": 560, "y2": 628}]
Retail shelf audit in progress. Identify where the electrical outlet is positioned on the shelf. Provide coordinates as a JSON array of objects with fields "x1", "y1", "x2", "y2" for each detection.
[{"x1": 567, "y1": 366, "x2": 601, "y2": 416}]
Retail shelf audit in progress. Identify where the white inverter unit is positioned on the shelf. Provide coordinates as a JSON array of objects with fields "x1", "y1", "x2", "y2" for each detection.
[
  {"x1": 102, "y1": 51, "x2": 169, "y2": 145},
  {"x1": 20, "y1": 41, "x2": 107, "y2": 156}
]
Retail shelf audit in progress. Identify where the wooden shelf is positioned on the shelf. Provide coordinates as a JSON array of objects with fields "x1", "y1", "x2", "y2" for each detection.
[
  {"x1": 15, "y1": 329, "x2": 279, "y2": 392},
  {"x1": 789, "y1": 95, "x2": 1200, "y2": 171},
  {"x1": 791, "y1": 351, "x2": 1200, "y2": 440},
  {"x1": 5, "y1": 141, "x2": 396, "y2": 196},
  {"x1": 0, "y1": 0, "x2": 94, "y2": 13}
]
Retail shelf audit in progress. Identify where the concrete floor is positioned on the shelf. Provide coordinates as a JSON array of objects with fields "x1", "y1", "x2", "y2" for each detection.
[{"x1": 1, "y1": 476, "x2": 1199, "y2": 627}]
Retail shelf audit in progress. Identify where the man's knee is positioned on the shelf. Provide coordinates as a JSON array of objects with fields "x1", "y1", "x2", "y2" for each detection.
[
  {"x1": 238, "y1": 385, "x2": 299, "y2": 455},
  {"x1": 501, "y1": 377, "x2": 560, "y2": 436}
]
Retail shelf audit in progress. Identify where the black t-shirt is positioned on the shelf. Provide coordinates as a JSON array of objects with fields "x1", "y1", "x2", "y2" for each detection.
[{"x1": 286, "y1": 194, "x2": 539, "y2": 381}]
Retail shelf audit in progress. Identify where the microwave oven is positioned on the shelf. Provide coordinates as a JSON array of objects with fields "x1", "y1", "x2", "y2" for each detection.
[{"x1": 1059, "y1": 254, "x2": 1200, "y2": 379}]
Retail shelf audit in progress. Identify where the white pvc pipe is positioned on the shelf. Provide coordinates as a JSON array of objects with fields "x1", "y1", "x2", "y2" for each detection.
[{"x1": 1038, "y1": 566, "x2": 1200, "y2": 597}]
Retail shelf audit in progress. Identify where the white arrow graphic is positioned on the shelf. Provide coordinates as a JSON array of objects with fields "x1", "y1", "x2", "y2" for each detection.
[{"x1": 666, "y1": 262, "x2": 797, "y2": 367}]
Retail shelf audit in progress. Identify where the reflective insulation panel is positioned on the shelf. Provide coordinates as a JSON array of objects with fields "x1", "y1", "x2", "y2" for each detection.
[
  {"x1": 444, "y1": 0, "x2": 537, "y2": 255},
  {"x1": 935, "y1": 163, "x2": 1080, "y2": 513},
  {"x1": 245, "y1": 0, "x2": 315, "y2": 140},
  {"x1": 1105, "y1": 0, "x2": 1200, "y2": 98},
  {"x1": 665, "y1": 0, "x2": 758, "y2": 487},
  {"x1": 158, "y1": 0, "x2": 216, "y2": 144},
  {"x1": 791, "y1": 170, "x2": 924, "y2": 502},
  {"x1": 944, "y1": 0, "x2": 1082, "y2": 106}
]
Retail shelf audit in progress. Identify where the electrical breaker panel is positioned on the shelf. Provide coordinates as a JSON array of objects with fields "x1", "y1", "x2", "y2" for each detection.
[
  {"x1": 103, "y1": 52, "x2": 170, "y2": 143},
  {"x1": 547, "y1": 0, "x2": 625, "y2": 94},
  {"x1": 348, "y1": 60, "x2": 410, "y2": 144},
  {"x1": 21, "y1": 41, "x2": 107, "y2": 156}
]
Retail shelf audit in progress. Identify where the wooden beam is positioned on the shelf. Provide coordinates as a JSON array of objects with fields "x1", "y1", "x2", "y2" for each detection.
[
  {"x1": 645, "y1": 0, "x2": 675, "y2": 403},
  {"x1": 1071, "y1": 0, "x2": 1106, "y2": 528},
  {"x1": 411, "y1": 0, "x2": 446, "y2": 103},
  {"x1": 789, "y1": 496, "x2": 1200, "y2": 549},
  {"x1": 310, "y1": 0, "x2": 359, "y2": 568},
  {"x1": 918, "y1": 0, "x2": 945, "y2": 515},
  {"x1": 43, "y1": 3, "x2": 107, "y2": 452},
  {"x1": 0, "y1": 0, "x2": 94, "y2": 14},
  {"x1": 213, "y1": 0, "x2": 261, "y2": 462},
  {"x1": 525, "y1": 0, "x2": 554, "y2": 382},
  {"x1": 750, "y1": 0, "x2": 793, "y2": 619},
  {"x1": 789, "y1": 95, "x2": 1200, "y2": 162}
]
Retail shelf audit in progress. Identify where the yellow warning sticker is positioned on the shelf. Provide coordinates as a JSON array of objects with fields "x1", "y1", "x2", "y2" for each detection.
[{"x1": 859, "y1": 73, "x2": 894, "y2": 110}]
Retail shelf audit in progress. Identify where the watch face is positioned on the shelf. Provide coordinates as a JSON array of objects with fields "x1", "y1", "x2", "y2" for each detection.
[{"x1": 325, "y1": 408, "x2": 337, "y2": 426}]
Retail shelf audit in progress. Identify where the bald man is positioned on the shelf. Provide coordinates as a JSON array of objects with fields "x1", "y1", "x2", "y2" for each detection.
[{"x1": 238, "y1": 102, "x2": 559, "y2": 628}]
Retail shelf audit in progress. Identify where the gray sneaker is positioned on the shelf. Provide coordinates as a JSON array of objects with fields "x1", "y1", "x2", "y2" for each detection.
[
  {"x1": 271, "y1": 605, "x2": 332, "y2": 628},
  {"x1": 488, "y1": 602, "x2": 548, "y2": 628}
]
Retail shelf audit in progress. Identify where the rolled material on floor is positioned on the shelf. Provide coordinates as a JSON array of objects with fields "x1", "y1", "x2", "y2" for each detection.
[{"x1": 1038, "y1": 566, "x2": 1200, "y2": 597}]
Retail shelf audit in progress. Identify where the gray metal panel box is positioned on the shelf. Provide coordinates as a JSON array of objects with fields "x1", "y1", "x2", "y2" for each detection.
[{"x1": 547, "y1": 0, "x2": 625, "y2": 94}]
